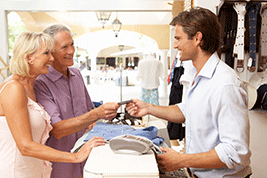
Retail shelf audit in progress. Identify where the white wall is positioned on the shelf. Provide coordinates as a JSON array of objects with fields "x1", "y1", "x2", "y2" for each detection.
[
  {"x1": 194, "y1": 0, "x2": 221, "y2": 13},
  {"x1": 248, "y1": 110, "x2": 267, "y2": 178}
]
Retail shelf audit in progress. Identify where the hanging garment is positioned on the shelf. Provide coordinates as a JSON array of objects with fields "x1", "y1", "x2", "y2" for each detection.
[
  {"x1": 233, "y1": 2, "x2": 247, "y2": 73},
  {"x1": 246, "y1": 2, "x2": 261, "y2": 72},
  {"x1": 218, "y1": 2, "x2": 237, "y2": 68},
  {"x1": 167, "y1": 65, "x2": 185, "y2": 141},
  {"x1": 141, "y1": 88, "x2": 159, "y2": 105},
  {"x1": 167, "y1": 55, "x2": 178, "y2": 84},
  {"x1": 259, "y1": 3, "x2": 267, "y2": 71}
]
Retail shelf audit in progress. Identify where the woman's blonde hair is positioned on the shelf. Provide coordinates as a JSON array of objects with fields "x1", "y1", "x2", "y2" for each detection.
[{"x1": 10, "y1": 31, "x2": 55, "y2": 77}]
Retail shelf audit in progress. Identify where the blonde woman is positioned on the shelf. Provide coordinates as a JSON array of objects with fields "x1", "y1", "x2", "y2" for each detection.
[{"x1": 0, "y1": 32, "x2": 106, "y2": 178}]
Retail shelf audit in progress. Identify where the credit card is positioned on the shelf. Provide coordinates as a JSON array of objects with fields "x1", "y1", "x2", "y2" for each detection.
[{"x1": 118, "y1": 100, "x2": 133, "y2": 105}]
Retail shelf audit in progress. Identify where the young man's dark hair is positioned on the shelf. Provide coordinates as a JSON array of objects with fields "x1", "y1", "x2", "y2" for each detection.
[{"x1": 170, "y1": 7, "x2": 221, "y2": 54}]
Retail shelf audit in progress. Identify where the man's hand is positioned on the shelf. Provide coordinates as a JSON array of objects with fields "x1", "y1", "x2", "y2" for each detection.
[
  {"x1": 95, "y1": 102, "x2": 120, "y2": 120},
  {"x1": 125, "y1": 99, "x2": 150, "y2": 117},
  {"x1": 156, "y1": 147, "x2": 184, "y2": 172},
  {"x1": 157, "y1": 148, "x2": 227, "y2": 171}
]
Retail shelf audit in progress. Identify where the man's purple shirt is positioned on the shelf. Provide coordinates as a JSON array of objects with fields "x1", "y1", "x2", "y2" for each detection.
[{"x1": 34, "y1": 66, "x2": 94, "y2": 178}]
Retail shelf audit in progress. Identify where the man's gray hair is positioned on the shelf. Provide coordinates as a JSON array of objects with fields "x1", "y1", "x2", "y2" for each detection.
[{"x1": 43, "y1": 24, "x2": 71, "y2": 41}]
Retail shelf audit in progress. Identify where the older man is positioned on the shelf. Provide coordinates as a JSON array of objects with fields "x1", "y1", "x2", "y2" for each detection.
[{"x1": 34, "y1": 24, "x2": 120, "y2": 178}]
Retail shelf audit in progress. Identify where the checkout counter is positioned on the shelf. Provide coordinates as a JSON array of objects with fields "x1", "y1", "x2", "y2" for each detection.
[
  {"x1": 83, "y1": 144, "x2": 159, "y2": 178},
  {"x1": 71, "y1": 116, "x2": 171, "y2": 178}
]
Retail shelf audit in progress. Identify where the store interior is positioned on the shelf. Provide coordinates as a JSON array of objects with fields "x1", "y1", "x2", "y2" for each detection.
[{"x1": 0, "y1": 0, "x2": 267, "y2": 177}]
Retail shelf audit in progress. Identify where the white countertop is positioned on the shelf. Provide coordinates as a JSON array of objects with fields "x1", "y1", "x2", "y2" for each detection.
[
  {"x1": 71, "y1": 119, "x2": 170, "y2": 178},
  {"x1": 83, "y1": 144, "x2": 159, "y2": 178}
]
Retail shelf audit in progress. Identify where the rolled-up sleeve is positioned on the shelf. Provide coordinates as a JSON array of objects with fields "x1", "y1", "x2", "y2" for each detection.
[
  {"x1": 213, "y1": 83, "x2": 251, "y2": 169},
  {"x1": 177, "y1": 102, "x2": 186, "y2": 118}
]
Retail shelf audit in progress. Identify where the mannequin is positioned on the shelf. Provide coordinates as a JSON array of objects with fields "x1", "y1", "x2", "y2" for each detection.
[{"x1": 136, "y1": 53, "x2": 166, "y2": 105}]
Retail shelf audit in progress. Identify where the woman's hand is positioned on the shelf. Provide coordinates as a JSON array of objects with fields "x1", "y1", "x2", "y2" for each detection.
[{"x1": 75, "y1": 137, "x2": 106, "y2": 163}]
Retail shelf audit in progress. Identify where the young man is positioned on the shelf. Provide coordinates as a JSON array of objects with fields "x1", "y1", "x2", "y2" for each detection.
[
  {"x1": 34, "y1": 25, "x2": 120, "y2": 178},
  {"x1": 126, "y1": 7, "x2": 252, "y2": 178}
]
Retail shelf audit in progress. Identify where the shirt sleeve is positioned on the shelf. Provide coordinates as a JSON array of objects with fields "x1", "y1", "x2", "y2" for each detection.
[
  {"x1": 34, "y1": 79, "x2": 62, "y2": 125},
  {"x1": 136, "y1": 61, "x2": 142, "y2": 81},
  {"x1": 177, "y1": 102, "x2": 186, "y2": 119},
  {"x1": 78, "y1": 71, "x2": 94, "y2": 110},
  {"x1": 213, "y1": 83, "x2": 251, "y2": 169},
  {"x1": 159, "y1": 61, "x2": 167, "y2": 81}
]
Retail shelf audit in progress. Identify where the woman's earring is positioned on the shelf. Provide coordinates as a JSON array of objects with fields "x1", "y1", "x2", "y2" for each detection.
[{"x1": 29, "y1": 61, "x2": 34, "y2": 65}]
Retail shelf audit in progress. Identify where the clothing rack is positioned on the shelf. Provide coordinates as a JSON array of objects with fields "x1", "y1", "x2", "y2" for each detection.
[{"x1": 217, "y1": 0, "x2": 267, "y2": 81}]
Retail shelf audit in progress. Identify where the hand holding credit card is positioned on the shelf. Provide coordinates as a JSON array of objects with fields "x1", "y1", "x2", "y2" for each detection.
[{"x1": 118, "y1": 100, "x2": 133, "y2": 105}]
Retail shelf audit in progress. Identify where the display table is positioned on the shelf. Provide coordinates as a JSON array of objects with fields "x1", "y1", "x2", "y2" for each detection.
[
  {"x1": 83, "y1": 144, "x2": 159, "y2": 178},
  {"x1": 71, "y1": 118, "x2": 170, "y2": 178}
]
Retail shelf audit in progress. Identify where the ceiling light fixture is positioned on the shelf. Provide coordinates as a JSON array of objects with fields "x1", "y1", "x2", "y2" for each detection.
[
  {"x1": 95, "y1": 11, "x2": 111, "y2": 28},
  {"x1": 112, "y1": 12, "x2": 122, "y2": 37},
  {"x1": 118, "y1": 45, "x2": 124, "y2": 51}
]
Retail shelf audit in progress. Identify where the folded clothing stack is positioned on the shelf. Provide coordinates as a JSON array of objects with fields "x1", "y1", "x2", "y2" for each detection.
[{"x1": 84, "y1": 121, "x2": 164, "y2": 146}]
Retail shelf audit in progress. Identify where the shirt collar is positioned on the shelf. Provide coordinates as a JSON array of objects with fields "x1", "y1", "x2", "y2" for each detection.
[
  {"x1": 46, "y1": 66, "x2": 76, "y2": 82},
  {"x1": 192, "y1": 52, "x2": 220, "y2": 80}
]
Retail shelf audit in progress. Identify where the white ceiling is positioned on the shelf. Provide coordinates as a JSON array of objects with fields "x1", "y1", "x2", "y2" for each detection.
[
  {"x1": 4, "y1": 0, "x2": 178, "y2": 59},
  {"x1": 46, "y1": 11, "x2": 173, "y2": 28},
  {"x1": 4, "y1": 0, "x2": 175, "y2": 29}
]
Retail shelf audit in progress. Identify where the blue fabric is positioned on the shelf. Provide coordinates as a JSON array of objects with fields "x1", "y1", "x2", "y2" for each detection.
[
  {"x1": 84, "y1": 122, "x2": 164, "y2": 146},
  {"x1": 141, "y1": 88, "x2": 159, "y2": 105},
  {"x1": 247, "y1": 2, "x2": 261, "y2": 68},
  {"x1": 92, "y1": 100, "x2": 103, "y2": 108},
  {"x1": 170, "y1": 57, "x2": 178, "y2": 83}
]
